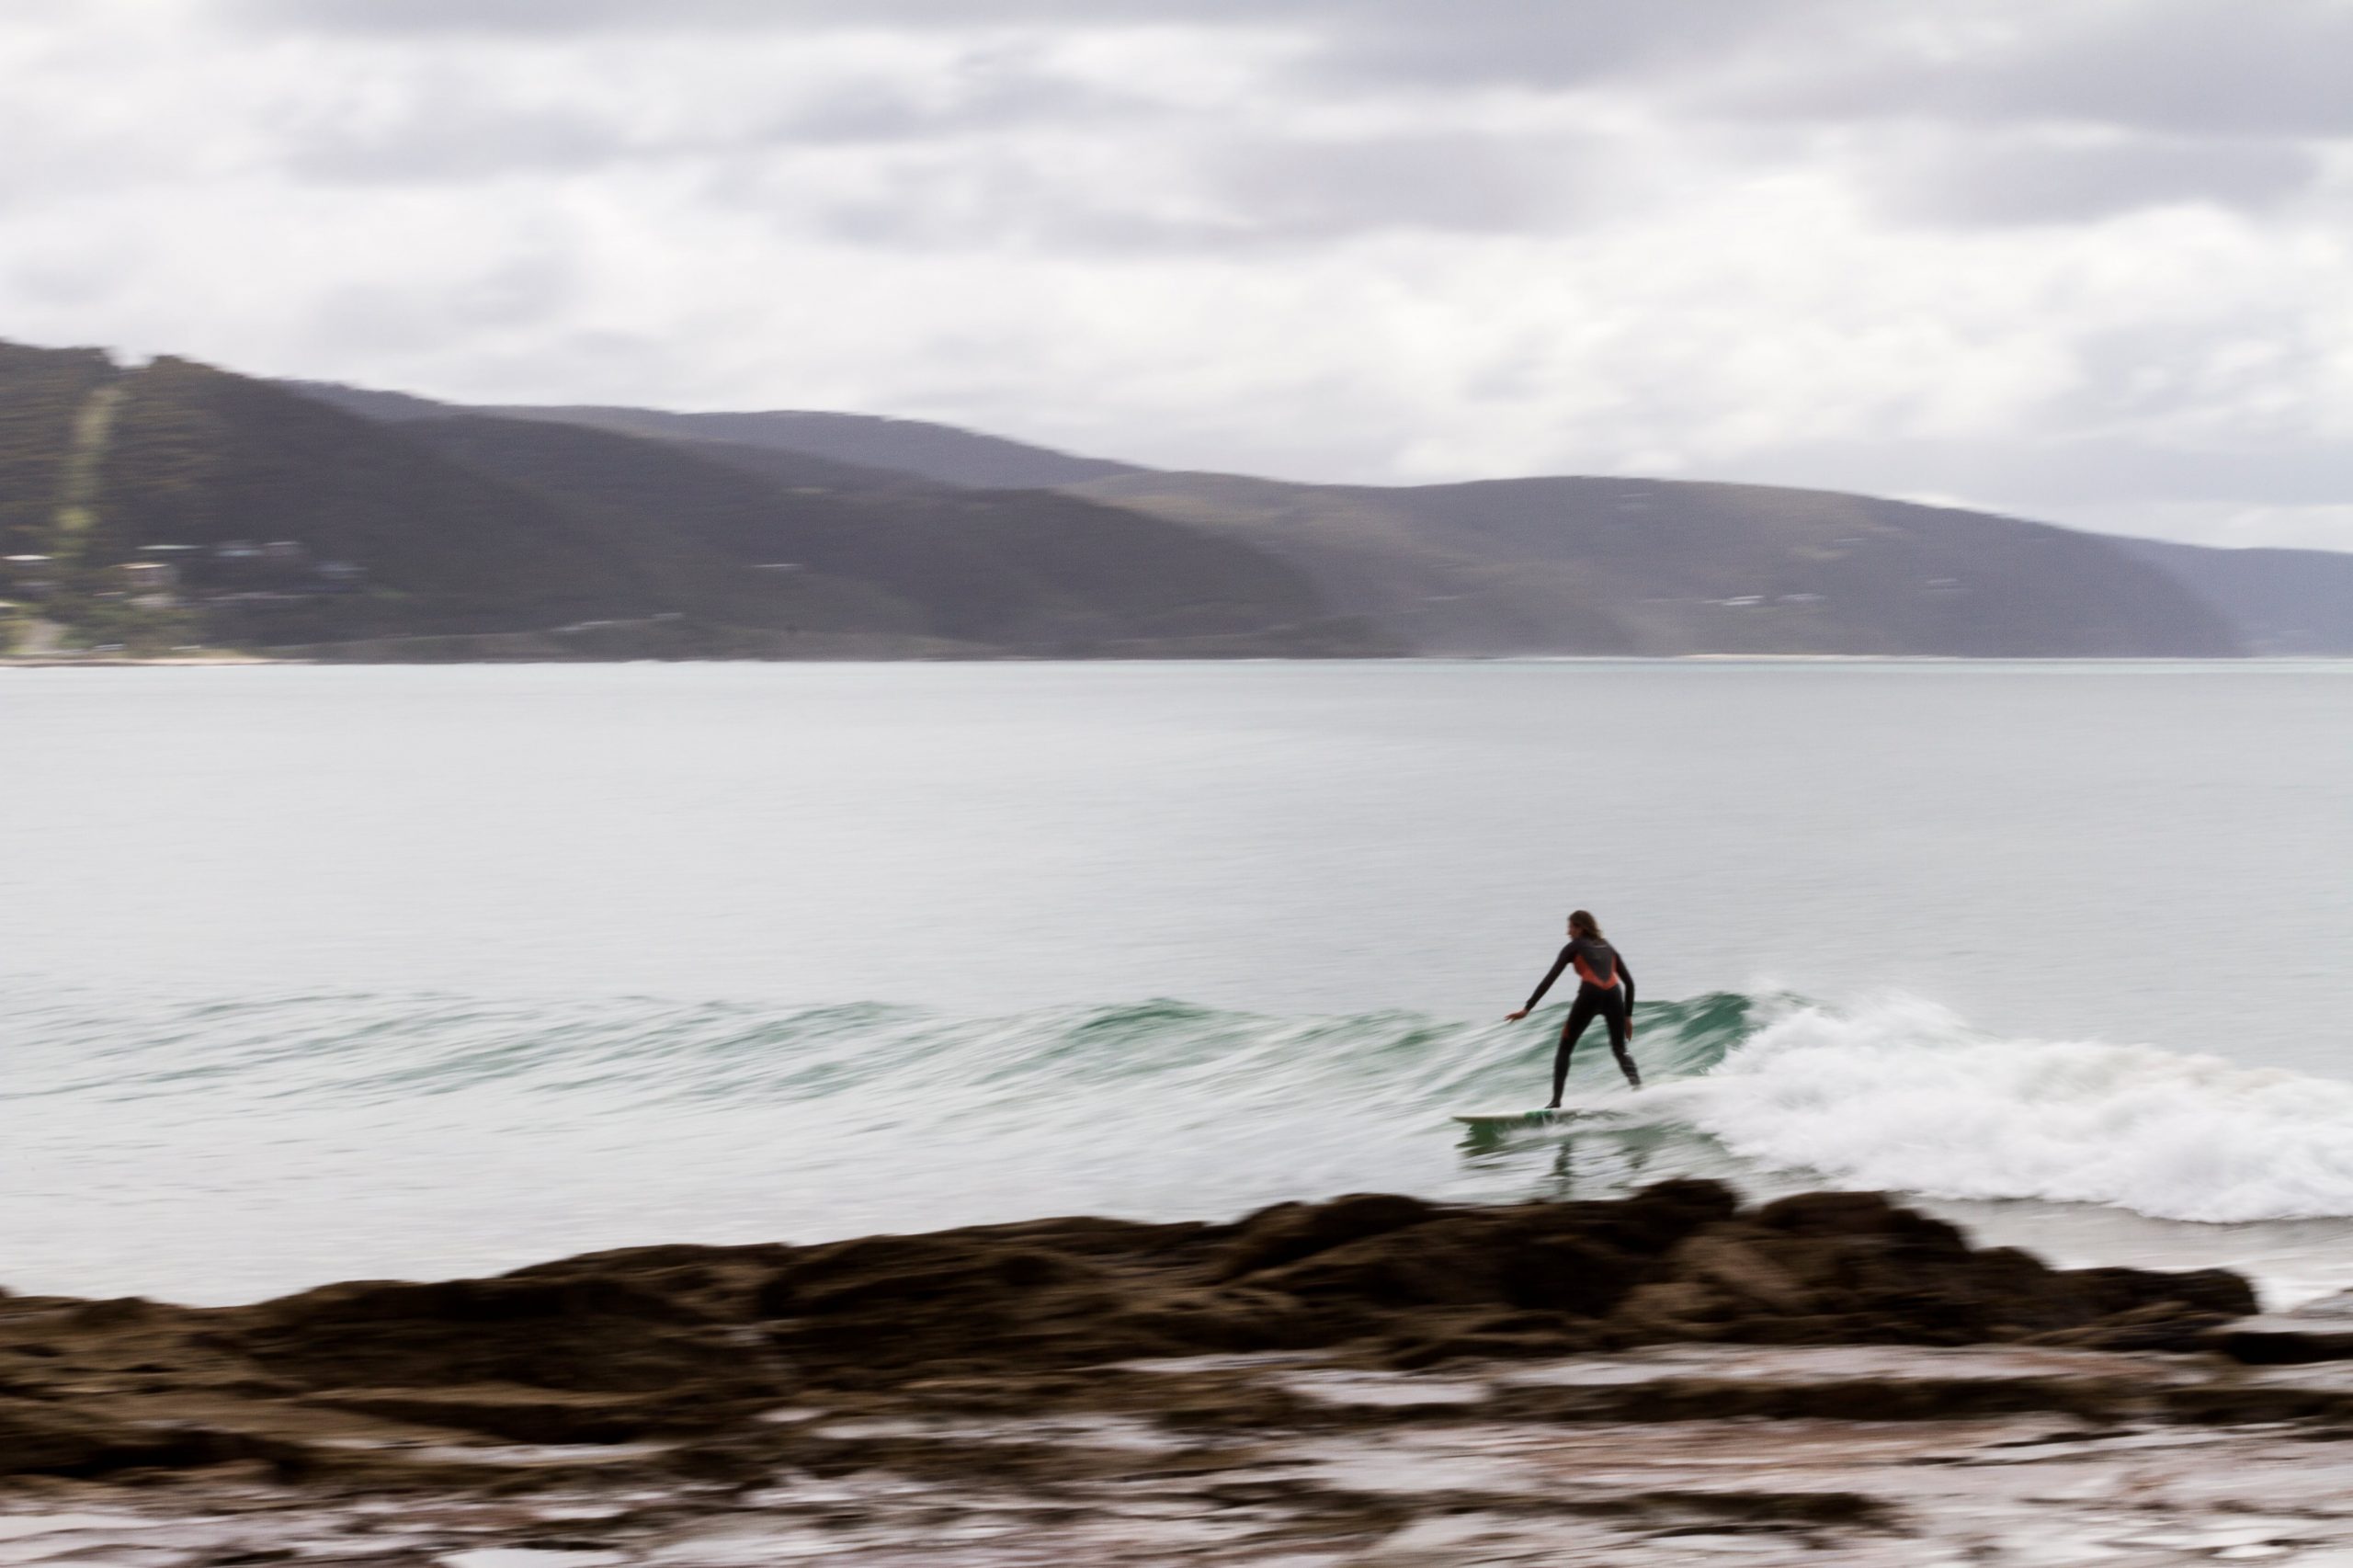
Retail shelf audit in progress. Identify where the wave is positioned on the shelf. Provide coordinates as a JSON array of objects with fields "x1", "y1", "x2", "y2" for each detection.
[
  {"x1": 3, "y1": 988, "x2": 1756, "y2": 1110},
  {"x1": 1649, "y1": 994, "x2": 2353, "y2": 1224},
  {"x1": 12, "y1": 984, "x2": 2353, "y2": 1232}
]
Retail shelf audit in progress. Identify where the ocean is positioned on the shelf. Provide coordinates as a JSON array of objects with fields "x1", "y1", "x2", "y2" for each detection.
[{"x1": 4, "y1": 661, "x2": 2351, "y2": 1308}]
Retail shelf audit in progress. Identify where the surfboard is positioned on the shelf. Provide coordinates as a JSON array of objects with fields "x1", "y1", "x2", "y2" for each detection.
[{"x1": 1450, "y1": 1108, "x2": 1580, "y2": 1129}]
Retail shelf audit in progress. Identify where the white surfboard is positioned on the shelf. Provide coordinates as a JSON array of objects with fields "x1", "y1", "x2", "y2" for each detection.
[{"x1": 1450, "y1": 1108, "x2": 1580, "y2": 1129}]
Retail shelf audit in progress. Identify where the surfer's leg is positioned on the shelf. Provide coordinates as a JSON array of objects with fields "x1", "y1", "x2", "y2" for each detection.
[
  {"x1": 1551, "y1": 996, "x2": 1597, "y2": 1108},
  {"x1": 1602, "y1": 995, "x2": 1641, "y2": 1088}
]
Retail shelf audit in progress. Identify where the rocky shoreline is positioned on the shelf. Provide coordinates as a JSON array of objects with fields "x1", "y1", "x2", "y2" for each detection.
[{"x1": 7, "y1": 1180, "x2": 2353, "y2": 1564}]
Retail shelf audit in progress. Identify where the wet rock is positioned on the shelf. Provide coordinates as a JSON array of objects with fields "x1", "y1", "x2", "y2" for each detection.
[
  {"x1": 2203, "y1": 1290, "x2": 2353, "y2": 1364},
  {"x1": 2163, "y1": 1369, "x2": 2353, "y2": 1426},
  {"x1": 1214, "y1": 1194, "x2": 1439, "y2": 1281},
  {"x1": 0, "y1": 1180, "x2": 2273, "y2": 1485},
  {"x1": 0, "y1": 1399, "x2": 299, "y2": 1479},
  {"x1": 1755, "y1": 1190, "x2": 1967, "y2": 1250},
  {"x1": 1249, "y1": 1217, "x2": 1519, "y2": 1309},
  {"x1": 65, "y1": 1299, "x2": 162, "y2": 1331},
  {"x1": 2058, "y1": 1265, "x2": 2255, "y2": 1322},
  {"x1": 1666, "y1": 1233, "x2": 1813, "y2": 1315},
  {"x1": 1492, "y1": 1231, "x2": 1647, "y2": 1317},
  {"x1": 301, "y1": 1385, "x2": 701, "y2": 1445},
  {"x1": 2024, "y1": 1302, "x2": 2238, "y2": 1353},
  {"x1": 757, "y1": 1226, "x2": 1215, "y2": 1380},
  {"x1": 236, "y1": 1276, "x2": 773, "y2": 1396}
]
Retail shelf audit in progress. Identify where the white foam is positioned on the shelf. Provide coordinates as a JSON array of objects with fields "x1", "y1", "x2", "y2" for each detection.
[{"x1": 1658, "y1": 995, "x2": 2353, "y2": 1223}]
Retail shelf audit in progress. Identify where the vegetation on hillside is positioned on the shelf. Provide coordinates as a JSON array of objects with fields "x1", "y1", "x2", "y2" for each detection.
[
  {"x1": 5, "y1": 340, "x2": 2329, "y2": 660},
  {"x1": 2, "y1": 342, "x2": 1370, "y2": 657},
  {"x1": 404, "y1": 415, "x2": 1329, "y2": 650}
]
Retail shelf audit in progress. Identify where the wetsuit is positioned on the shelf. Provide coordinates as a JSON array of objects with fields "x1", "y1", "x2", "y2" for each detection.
[{"x1": 1523, "y1": 937, "x2": 1641, "y2": 1099}]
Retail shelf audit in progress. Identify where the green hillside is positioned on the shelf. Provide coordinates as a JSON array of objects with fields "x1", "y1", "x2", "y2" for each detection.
[
  {"x1": 11, "y1": 349, "x2": 2321, "y2": 660},
  {"x1": 282, "y1": 379, "x2": 1137, "y2": 489},
  {"x1": 0, "y1": 342, "x2": 116, "y2": 560},
  {"x1": 398, "y1": 415, "x2": 1330, "y2": 649},
  {"x1": 2, "y1": 344, "x2": 1364, "y2": 657},
  {"x1": 302, "y1": 375, "x2": 2291, "y2": 659},
  {"x1": 487, "y1": 403, "x2": 1142, "y2": 490}
]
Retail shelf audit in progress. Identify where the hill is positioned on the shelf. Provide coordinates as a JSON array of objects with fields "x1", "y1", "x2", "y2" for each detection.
[
  {"x1": 1069, "y1": 472, "x2": 2245, "y2": 658},
  {"x1": 294, "y1": 377, "x2": 2330, "y2": 659},
  {"x1": 99, "y1": 366, "x2": 2347, "y2": 661},
  {"x1": 0, "y1": 341, "x2": 118, "y2": 562},
  {"x1": 498, "y1": 405, "x2": 1143, "y2": 490},
  {"x1": 284, "y1": 381, "x2": 1137, "y2": 490},
  {"x1": 2, "y1": 347, "x2": 1368, "y2": 657},
  {"x1": 2112, "y1": 536, "x2": 2353, "y2": 654},
  {"x1": 396, "y1": 413, "x2": 1335, "y2": 650}
]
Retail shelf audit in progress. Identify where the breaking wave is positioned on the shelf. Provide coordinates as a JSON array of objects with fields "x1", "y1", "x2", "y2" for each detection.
[
  {"x1": 1653, "y1": 994, "x2": 2353, "y2": 1224},
  {"x1": 7, "y1": 983, "x2": 2353, "y2": 1301}
]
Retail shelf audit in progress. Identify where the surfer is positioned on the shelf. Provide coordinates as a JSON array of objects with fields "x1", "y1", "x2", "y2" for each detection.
[{"x1": 1505, "y1": 910, "x2": 1641, "y2": 1104}]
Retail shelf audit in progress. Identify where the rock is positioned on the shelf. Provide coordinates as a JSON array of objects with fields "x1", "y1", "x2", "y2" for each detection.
[
  {"x1": 757, "y1": 1226, "x2": 1211, "y2": 1380},
  {"x1": 1668, "y1": 1232, "x2": 1814, "y2": 1314},
  {"x1": 1595, "y1": 1179, "x2": 1744, "y2": 1253},
  {"x1": 1214, "y1": 1194, "x2": 1439, "y2": 1281},
  {"x1": 0, "y1": 1398, "x2": 297, "y2": 1478},
  {"x1": 1755, "y1": 1191, "x2": 1964, "y2": 1251},
  {"x1": 303, "y1": 1384, "x2": 711, "y2": 1444},
  {"x1": 2027, "y1": 1301, "x2": 2241, "y2": 1354},
  {"x1": 1250, "y1": 1217, "x2": 1516, "y2": 1309},
  {"x1": 1492, "y1": 1232, "x2": 1648, "y2": 1317},
  {"x1": 2058, "y1": 1266, "x2": 2256, "y2": 1322},
  {"x1": 237, "y1": 1275, "x2": 773, "y2": 1395},
  {"x1": 0, "y1": 1181, "x2": 2275, "y2": 1485},
  {"x1": 2203, "y1": 1290, "x2": 2353, "y2": 1364}
]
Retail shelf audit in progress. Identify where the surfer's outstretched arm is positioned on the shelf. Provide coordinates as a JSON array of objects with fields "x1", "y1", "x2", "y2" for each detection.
[{"x1": 1506, "y1": 945, "x2": 1574, "y2": 1020}]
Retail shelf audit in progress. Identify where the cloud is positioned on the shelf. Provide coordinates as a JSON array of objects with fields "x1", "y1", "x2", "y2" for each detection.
[
  {"x1": 1874, "y1": 134, "x2": 2322, "y2": 227},
  {"x1": 1199, "y1": 131, "x2": 1611, "y2": 239},
  {"x1": 1, "y1": 2, "x2": 2349, "y2": 553},
  {"x1": 1711, "y1": 0, "x2": 2353, "y2": 140},
  {"x1": 215, "y1": 0, "x2": 1285, "y2": 36}
]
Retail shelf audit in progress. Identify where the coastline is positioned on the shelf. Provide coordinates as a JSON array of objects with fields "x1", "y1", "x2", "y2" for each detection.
[
  {"x1": 8, "y1": 1181, "x2": 2351, "y2": 1562},
  {"x1": 8, "y1": 648, "x2": 2353, "y2": 668}
]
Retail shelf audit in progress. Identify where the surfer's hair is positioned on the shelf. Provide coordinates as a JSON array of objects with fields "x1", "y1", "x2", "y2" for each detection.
[{"x1": 1568, "y1": 910, "x2": 1602, "y2": 939}]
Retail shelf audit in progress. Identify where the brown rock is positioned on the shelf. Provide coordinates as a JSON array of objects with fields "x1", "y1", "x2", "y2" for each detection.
[
  {"x1": 237, "y1": 1275, "x2": 770, "y2": 1395},
  {"x1": 2202, "y1": 1290, "x2": 2353, "y2": 1364},
  {"x1": 1213, "y1": 1193, "x2": 1439, "y2": 1281},
  {"x1": 1669, "y1": 1232, "x2": 1813, "y2": 1315},
  {"x1": 0, "y1": 1398, "x2": 295, "y2": 1479}
]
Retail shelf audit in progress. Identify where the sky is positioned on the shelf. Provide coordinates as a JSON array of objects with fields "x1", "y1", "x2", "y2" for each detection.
[{"x1": 7, "y1": 1, "x2": 2353, "y2": 550}]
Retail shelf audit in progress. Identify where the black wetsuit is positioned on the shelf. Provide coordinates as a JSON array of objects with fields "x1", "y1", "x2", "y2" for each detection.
[{"x1": 1523, "y1": 937, "x2": 1641, "y2": 1100}]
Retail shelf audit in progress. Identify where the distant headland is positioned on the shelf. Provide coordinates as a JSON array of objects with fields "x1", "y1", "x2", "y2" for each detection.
[{"x1": 6, "y1": 338, "x2": 2350, "y2": 663}]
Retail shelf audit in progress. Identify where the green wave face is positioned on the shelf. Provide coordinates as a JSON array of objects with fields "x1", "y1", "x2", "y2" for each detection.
[
  {"x1": 8, "y1": 987, "x2": 1770, "y2": 1111},
  {"x1": 15, "y1": 983, "x2": 2351, "y2": 1307}
]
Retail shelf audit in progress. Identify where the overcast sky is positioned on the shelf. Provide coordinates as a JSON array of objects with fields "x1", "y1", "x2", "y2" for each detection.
[{"x1": 8, "y1": 1, "x2": 2353, "y2": 549}]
